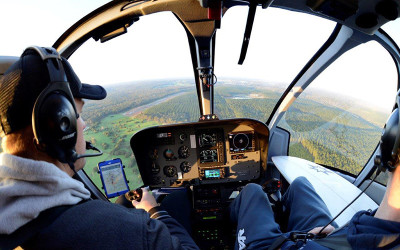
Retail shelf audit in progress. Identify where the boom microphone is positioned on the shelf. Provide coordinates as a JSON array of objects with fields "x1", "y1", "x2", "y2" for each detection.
[
  {"x1": 67, "y1": 141, "x2": 103, "y2": 175},
  {"x1": 75, "y1": 141, "x2": 103, "y2": 159}
]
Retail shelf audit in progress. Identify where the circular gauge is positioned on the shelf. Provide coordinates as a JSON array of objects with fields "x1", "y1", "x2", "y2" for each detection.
[
  {"x1": 149, "y1": 149, "x2": 158, "y2": 160},
  {"x1": 151, "y1": 176, "x2": 161, "y2": 185},
  {"x1": 233, "y1": 133, "x2": 250, "y2": 150},
  {"x1": 180, "y1": 161, "x2": 191, "y2": 173},
  {"x1": 163, "y1": 165, "x2": 177, "y2": 177},
  {"x1": 179, "y1": 133, "x2": 187, "y2": 142},
  {"x1": 164, "y1": 149, "x2": 174, "y2": 160},
  {"x1": 178, "y1": 145, "x2": 190, "y2": 158},
  {"x1": 151, "y1": 162, "x2": 160, "y2": 174}
]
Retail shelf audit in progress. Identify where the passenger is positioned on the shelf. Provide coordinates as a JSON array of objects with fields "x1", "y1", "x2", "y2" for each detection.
[
  {"x1": 230, "y1": 173, "x2": 400, "y2": 249},
  {"x1": 0, "y1": 48, "x2": 199, "y2": 250}
]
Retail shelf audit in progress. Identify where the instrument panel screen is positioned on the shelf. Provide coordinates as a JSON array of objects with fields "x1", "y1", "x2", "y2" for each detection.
[
  {"x1": 204, "y1": 169, "x2": 221, "y2": 179},
  {"x1": 228, "y1": 132, "x2": 254, "y2": 153},
  {"x1": 200, "y1": 149, "x2": 218, "y2": 163},
  {"x1": 198, "y1": 133, "x2": 217, "y2": 147}
]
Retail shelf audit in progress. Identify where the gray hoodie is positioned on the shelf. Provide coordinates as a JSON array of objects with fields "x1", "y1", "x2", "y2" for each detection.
[{"x1": 0, "y1": 153, "x2": 199, "y2": 250}]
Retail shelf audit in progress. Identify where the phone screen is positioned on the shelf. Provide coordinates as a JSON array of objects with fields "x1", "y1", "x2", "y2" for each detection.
[{"x1": 98, "y1": 158, "x2": 130, "y2": 198}]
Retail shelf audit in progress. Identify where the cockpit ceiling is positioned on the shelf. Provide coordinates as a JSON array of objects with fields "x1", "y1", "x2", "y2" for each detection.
[
  {"x1": 54, "y1": 0, "x2": 399, "y2": 56},
  {"x1": 271, "y1": 0, "x2": 399, "y2": 35}
]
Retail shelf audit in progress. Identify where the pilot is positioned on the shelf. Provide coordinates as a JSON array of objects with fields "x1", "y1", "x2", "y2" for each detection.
[
  {"x1": 230, "y1": 153, "x2": 400, "y2": 247},
  {"x1": 0, "y1": 47, "x2": 198, "y2": 250}
]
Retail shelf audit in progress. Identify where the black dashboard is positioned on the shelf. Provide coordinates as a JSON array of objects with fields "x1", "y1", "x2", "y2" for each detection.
[
  {"x1": 130, "y1": 118, "x2": 269, "y2": 188},
  {"x1": 130, "y1": 118, "x2": 270, "y2": 249}
]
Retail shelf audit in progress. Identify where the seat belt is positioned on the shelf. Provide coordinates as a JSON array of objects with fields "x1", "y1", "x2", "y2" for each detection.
[
  {"x1": 268, "y1": 235, "x2": 290, "y2": 250},
  {"x1": 313, "y1": 234, "x2": 352, "y2": 249},
  {"x1": 0, "y1": 204, "x2": 75, "y2": 250},
  {"x1": 268, "y1": 232, "x2": 352, "y2": 249},
  {"x1": 268, "y1": 232, "x2": 315, "y2": 250}
]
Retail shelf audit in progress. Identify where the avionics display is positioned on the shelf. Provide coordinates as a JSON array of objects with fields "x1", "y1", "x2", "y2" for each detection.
[
  {"x1": 196, "y1": 128, "x2": 225, "y2": 167},
  {"x1": 204, "y1": 169, "x2": 221, "y2": 179},
  {"x1": 228, "y1": 132, "x2": 254, "y2": 153},
  {"x1": 200, "y1": 149, "x2": 218, "y2": 163},
  {"x1": 198, "y1": 133, "x2": 217, "y2": 147}
]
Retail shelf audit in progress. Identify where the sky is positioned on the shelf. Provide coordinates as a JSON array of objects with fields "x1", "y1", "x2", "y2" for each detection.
[
  {"x1": 0, "y1": 1, "x2": 399, "y2": 111},
  {"x1": 0, "y1": 1, "x2": 108, "y2": 54}
]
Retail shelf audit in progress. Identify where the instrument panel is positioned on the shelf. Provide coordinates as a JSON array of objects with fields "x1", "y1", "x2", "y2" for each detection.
[{"x1": 131, "y1": 118, "x2": 269, "y2": 188}]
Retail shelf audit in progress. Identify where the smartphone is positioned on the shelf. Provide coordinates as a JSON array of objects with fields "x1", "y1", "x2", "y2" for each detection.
[{"x1": 98, "y1": 158, "x2": 130, "y2": 198}]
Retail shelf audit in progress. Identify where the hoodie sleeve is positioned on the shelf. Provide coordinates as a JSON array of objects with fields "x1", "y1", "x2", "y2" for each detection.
[{"x1": 146, "y1": 206, "x2": 199, "y2": 250}]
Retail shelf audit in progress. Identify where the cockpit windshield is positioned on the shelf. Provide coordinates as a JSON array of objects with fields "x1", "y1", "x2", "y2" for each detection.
[
  {"x1": 382, "y1": 19, "x2": 400, "y2": 47},
  {"x1": 0, "y1": 0, "x2": 398, "y2": 196},
  {"x1": 1, "y1": 1, "x2": 400, "y2": 248},
  {"x1": 68, "y1": 7, "x2": 337, "y2": 190}
]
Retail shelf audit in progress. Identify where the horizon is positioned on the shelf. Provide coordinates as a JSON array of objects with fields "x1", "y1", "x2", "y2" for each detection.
[
  {"x1": 1, "y1": 1, "x2": 399, "y2": 113},
  {"x1": 95, "y1": 78, "x2": 391, "y2": 115}
]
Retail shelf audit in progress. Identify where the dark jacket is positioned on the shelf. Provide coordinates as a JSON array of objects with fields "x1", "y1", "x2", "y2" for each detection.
[
  {"x1": 3, "y1": 200, "x2": 199, "y2": 250},
  {"x1": 345, "y1": 210, "x2": 400, "y2": 249},
  {"x1": 282, "y1": 210, "x2": 400, "y2": 249}
]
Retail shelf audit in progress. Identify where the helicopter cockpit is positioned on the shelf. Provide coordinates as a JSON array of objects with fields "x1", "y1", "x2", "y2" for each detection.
[{"x1": 1, "y1": 0, "x2": 400, "y2": 249}]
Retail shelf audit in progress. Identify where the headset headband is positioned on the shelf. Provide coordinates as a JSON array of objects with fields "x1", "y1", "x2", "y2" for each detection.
[{"x1": 26, "y1": 46, "x2": 67, "y2": 83}]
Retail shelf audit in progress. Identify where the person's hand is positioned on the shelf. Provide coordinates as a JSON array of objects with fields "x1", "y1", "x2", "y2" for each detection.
[
  {"x1": 308, "y1": 224, "x2": 335, "y2": 236},
  {"x1": 132, "y1": 187, "x2": 158, "y2": 212}
]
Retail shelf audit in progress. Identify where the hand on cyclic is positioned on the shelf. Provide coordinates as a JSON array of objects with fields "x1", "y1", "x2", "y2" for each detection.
[
  {"x1": 308, "y1": 224, "x2": 335, "y2": 236},
  {"x1": 132, "y1": 188, "x2": 158, "y2": 212}
]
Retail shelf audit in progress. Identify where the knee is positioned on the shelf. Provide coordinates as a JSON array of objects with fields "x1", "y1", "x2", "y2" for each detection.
[
  {"x1": 241, "y1": 183, "x2": 265, "y2": 199},
  {"x1": 291, "y1": 176, "x2": 312, "y2": 190},
  {"x1": 230, "y1": 183, "x2": 268, "y2": 222}
]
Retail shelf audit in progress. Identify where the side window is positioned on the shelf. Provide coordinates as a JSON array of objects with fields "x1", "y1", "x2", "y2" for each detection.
[
  {"x1": 277, "y1": 41, "x2": 397, "y2": 183},
  {"x1": 71, "y1": 12, "x2": 193, "y2": 195}
]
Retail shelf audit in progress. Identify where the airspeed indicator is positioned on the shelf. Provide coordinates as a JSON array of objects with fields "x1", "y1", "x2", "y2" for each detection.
[{"x1": 178, "y1": 145, "x2": 190, "y2": 158}]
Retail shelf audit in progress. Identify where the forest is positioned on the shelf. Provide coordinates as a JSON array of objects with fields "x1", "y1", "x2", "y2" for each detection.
[
  {"x1": 79, "y1": 79, "x2": 389, "y2": 191},
  {"x1": 0, "y1": 78, "x2": 389, "y2": 190},
  {"x1": 278, "y1": 96, "x2": 384, "y2": 175}
]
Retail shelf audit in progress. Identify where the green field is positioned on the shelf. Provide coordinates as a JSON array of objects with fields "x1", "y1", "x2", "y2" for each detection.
[
  {"x1": 142, "y1": 83, "x2": 282, "y2": 122},
  {"x1": 0, "y1": 78, "x2": 389, "y2": 191},
  {"x1": 84, "y1": 113, "x2": 160, "y2": 191}
]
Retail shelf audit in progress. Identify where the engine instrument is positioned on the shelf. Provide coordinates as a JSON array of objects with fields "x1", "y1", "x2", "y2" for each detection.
[{"x1": 130, "y1": 118, "x2": 269, "y2": 188}]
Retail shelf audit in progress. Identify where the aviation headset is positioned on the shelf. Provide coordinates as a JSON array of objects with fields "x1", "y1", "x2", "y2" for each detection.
[
  {"x1": 376, "y1": 90, "x2": 400, "y2": 172},
  {"x1": 29, "y1": 46, "x2": 79, "y2": 164}
]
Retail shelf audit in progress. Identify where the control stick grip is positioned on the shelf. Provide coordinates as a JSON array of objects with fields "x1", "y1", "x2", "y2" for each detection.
[{"x1": 125, "y1": 188, "x2": 143, "y2": 202}]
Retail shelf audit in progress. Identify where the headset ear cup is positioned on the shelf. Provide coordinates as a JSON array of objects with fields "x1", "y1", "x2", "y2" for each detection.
[
  {"x1": 27, "y1": 46, "x2": 79, "y2": 164},
  {"x1": 380, "y1": 108, "x2": 399, "y2": 171},
  {"x1": 33, "y1": 89, "x2": 77, "y2": 163}
]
